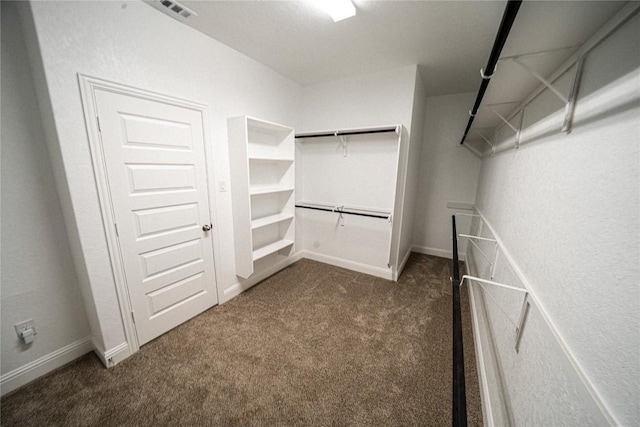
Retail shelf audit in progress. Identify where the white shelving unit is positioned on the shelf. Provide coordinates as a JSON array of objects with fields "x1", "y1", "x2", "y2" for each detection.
[{"x1": 228, "y1": 116, "x2": 295, "y2": 279}]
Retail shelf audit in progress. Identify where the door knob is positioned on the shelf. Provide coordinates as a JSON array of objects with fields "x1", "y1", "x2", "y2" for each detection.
[{"x1": 202, "y1": 224, "x2": 212, "y2": 232}]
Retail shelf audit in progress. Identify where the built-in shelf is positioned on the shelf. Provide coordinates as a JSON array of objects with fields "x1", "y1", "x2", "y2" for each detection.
[
  {"x1": 252, "y1": 239, "x2": 294, "y2": 262},
  {"x1": 251, "y1": 213, "x2": 294, "y2": 230},
  {"x1": 248, "y1": 156, "x2": 294, "y2": 163},
  {"x1": 228, "y1": 115, "x2": 295, "y2": 279},
  {"x1": 249, "y1": 186, "x2": 294, "y2": 196}
]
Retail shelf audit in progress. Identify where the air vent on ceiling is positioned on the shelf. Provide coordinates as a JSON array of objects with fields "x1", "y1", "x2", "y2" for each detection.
[{"x1": 159, "y1": 0, "x2": 197, "y2": 19}]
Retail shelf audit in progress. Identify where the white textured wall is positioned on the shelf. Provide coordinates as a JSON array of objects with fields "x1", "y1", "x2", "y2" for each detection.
[
  {"x1": 413, "y1": 92, "x2": 482, "y2": 258},
  {"x1": 471, "y1": 11, "x2": 639, "y2": 426},
  {"x1": 20, "y1": 0, "x2": 302, "y2": 356},
  {"x1": 1, "y1": 2, "x2": 90, "y2": 375},
  {"x1": 399, "y1": 72, "x2": 427, "y2": 266},
  {"x1": 297, "y1": 66, "x2": 416, "y2": 132}
]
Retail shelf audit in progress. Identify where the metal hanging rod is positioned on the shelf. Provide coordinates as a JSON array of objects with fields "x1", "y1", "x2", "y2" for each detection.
[
  {"x1": 295, "y1": 125, "x2": 400, "y2": 139},
  {"x1": 451, "y1": 215, "x2": 467, "y2": 427},
  {"x1": 460, "y1": 0, "x2": 522, "y2": 145},
  {"x1": 295, "y1": 204, "x2": 391, "y2": 220}
]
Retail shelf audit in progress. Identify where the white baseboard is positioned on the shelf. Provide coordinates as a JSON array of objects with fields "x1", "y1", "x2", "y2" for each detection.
[
  {"x1": 1, "y1": 337, "x2": 93, "y2": 396},
  {"x1": 220, "y1": 252, "x2": 304, "y2": 304},
  {"x1": 93, "y1": 341, "x2": 131, "y2": 368},
  {"x1": 300, "y1": 250, "x2": 393, "y2": 280},
  {"x1": 412, "y1": 245, "x2": 466, "y2": 261}
]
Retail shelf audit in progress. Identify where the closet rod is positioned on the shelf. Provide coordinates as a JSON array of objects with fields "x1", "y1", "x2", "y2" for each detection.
[
  {"x1": 451, "y1": 215, "x2": 467, "y2": 426},
  {"x1": 295, "y1": 127, "x2": 398, "y2": 139},
  {"x1": 295, "y1": 204, "x2": 390, "y2": 219},
  {"x1": 460, "y1": 0, "x2": 522, "y2": 145}
]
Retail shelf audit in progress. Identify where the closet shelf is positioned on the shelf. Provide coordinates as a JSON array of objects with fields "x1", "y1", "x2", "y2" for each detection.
[
  {"x1": 248, "y1": 156, "x2": 294, "y2": 163},
  {"x1": 252, "y1": 239, "x2": 294, "y2": 261},
  {"x1": 251, "y1": 213, "x2": 294, "y2": 230},
  {"x1": 249, "y1": 186, "x2": 294, "y2": 196},
  {"x1": 460, "y1": 1, "x2": 639, "y2": 155}
]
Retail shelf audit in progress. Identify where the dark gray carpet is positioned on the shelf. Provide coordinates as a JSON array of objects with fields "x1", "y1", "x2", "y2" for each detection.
[{"x1": 1, "y1": 254, "x2": 482, "y2": 426}]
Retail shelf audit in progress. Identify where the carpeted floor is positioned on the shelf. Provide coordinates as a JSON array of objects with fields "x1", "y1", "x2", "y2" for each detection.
[{"x1": 1, "y1": 254, "x2": 482, "y2": 426}]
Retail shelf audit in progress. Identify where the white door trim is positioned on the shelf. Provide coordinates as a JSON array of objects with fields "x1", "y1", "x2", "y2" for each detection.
[{"x1": 78, "y1": 74, "x2": 221, "y2": 362}]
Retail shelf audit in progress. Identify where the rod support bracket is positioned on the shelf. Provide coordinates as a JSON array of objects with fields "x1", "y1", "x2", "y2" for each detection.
[
  {"x1": 562, "y1": 57, "x2": 585, "y2": 134},
  {"x1": 511, "y1": 57, "x2": 569, "y2": 104},
  {"x1": 473, "y1": 131, "x2": 496, "y2": 156},
  {"x1": 480, "y1": 67, "x2": 494, "y2": 79},
  {"x1": 337, "y1": 133, "x2": 348, "y2": 157}
]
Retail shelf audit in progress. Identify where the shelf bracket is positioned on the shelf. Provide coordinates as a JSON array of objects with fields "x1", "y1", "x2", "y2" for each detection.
[
  {"x1": 458, "y1": 234, "x2": 499, "y2": 278},
  {"x1": 511, "y1": 58, "x2": 569, "y2": 104},
  {"x1": 514, "y1": 294, "x2": 531, "y2": 352},
  {"x1": 336, "y1": 132, "x2": 348, "y2": 157},
  {"x1": 489, "y1": 106, "x2": 522, "y2": 146},
  {"x1": 335, "y1": 205, "x2": 345, "y2": 227},
  {"x1": 499, "y1": 45, "x2": 579, "y2": 61},
  {"x1": 474, "y1": 131, "x2": 495, "y2": 155},
  {"x1": 510, "y1": 56, "x2": 585, "y2": 135},
  {"x1": 562, "y1": 57, "x2": 585, "y2": 133},
  {"x1": 459, "y1": 275, "x2": 529, "y2": 350}
]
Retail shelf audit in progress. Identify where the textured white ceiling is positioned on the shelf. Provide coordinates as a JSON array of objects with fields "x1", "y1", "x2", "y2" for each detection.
[{"x1": 146, "y1": 1, "x2": 625, "y2": 96}]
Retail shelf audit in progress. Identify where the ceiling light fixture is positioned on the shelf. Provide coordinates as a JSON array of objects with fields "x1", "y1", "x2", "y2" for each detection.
[{"x1": 313, "y1": 0, "x2": 356, "y2": 22}]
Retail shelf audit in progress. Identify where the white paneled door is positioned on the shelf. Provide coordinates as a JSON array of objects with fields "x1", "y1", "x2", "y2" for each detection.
[{"x1": 95, "y1": 89, "x2": 218, "y2": 346}]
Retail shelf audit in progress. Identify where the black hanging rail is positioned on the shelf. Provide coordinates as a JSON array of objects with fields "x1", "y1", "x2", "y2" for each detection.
[
  {"x1": 460, "y1": 0, "x2": 522, "y2": 145},
  {"x1": 295, "y1": 204, "x2": 390, "y2": 220},
  {"x1": 295, "y1": 126, "x2": 399, "y2": 139},
  {"x1": 452, "y1": 215, "x2": 467, "y2": 427}
]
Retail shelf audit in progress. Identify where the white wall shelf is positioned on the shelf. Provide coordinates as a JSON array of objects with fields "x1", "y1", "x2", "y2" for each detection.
[
  {"x1": 252, "y1": 239, "x2": 294, "y2": 262},
  {"x1": 248, "y1": 156, "x2": 294, "y2": 162},
  {"x1": 461, "y1": 2, "x2": 640, "y2": 156},
  {"x1": 251, "y1": 213, "x2": 294, "y2": 230},
  {"x1": 228, "y1": 116, "x2": 295, "y2": 279},
  {"x1": 249, "y1": 187, "x2": 294, "y2": 196}
]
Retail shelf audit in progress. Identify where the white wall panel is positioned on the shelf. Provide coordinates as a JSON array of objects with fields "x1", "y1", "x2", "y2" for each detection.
[
  {"x1": 472, "y1": 12, "x2": 640, "y2": 425},
  {"x1": 413, "y1": 92, "x2": 482, "y2": 258},
  {"x1": 1, "y1": 2, "x2": 90, "y2": 377},
  {"x1": 18, "y1": 0, "x2": 301, "y2": 358}
]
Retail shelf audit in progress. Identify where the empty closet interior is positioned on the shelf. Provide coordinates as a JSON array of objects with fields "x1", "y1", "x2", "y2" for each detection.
[
  {"x1": 2, "y1": 0, "x2": 638, "y2": 425},
  {"x1": 295, "y1": 126, "x2": 404, "y2": 279}
]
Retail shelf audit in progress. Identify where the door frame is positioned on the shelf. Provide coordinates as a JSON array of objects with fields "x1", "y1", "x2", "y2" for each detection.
[{"x1": 78, "y1": 74, "x2": 221, "y2": 362}]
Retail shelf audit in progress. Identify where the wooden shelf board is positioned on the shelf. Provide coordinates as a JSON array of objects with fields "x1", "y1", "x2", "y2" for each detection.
[
  {"x1": 248, "y1": 156, "x2": 294, "y2": 162},
  {"x1": 251, "y1": 213, "x2": 294, "y2": 230},
  {"x1": 252, "y1": 239, "x2": 294, "y2": 261},
  {"x1": 250, "y1": 186, "x2": 294, "y2": 196}
]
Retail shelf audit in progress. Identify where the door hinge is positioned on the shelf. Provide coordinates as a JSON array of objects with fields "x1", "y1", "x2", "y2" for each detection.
[
  {"x1": 114, "y1": 223, "x2": 119, "y2": 237},
  {"x1": 96, "y1": 116, "x2": 101, "y2": 133},
  {"x1": 130, "y1": 310, "x2": 136, "y2": 324}
]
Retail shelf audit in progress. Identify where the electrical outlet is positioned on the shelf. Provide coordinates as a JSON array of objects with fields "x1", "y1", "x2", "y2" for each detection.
[{"x1": 15, "y1": 319, "x2": 36, "y2": 338}]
